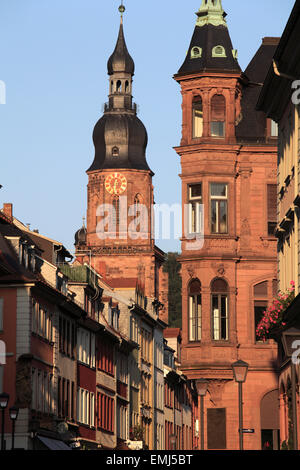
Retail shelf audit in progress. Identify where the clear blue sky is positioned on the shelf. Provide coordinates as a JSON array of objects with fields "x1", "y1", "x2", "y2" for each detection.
[{"x1": 0, "y1": 0, "x2": 295, "y2": 255}]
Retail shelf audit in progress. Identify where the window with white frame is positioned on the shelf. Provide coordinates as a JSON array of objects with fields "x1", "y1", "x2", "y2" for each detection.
[
  {"x1": 188, "y1": 184, "x2": 203, "y2": 234},
  {"x1": 117, "y1": 402, "x2": 128, "y2": 440},
  {"x1": 77, "y1": 387, "x2": 95, "y2": 427},
  {"x1": 188, "y1": 279, "x2": 201, "y2": 342},
  {"x1": 211, "y1": 279, "x2": 229, "y2": 341},
  {"x1": 31, "y1": 300, "x2": 53, "y2": 342},
  {"x1": 210, "y1": 183, "x2": 228, "y2": 234},
  {"x1": 77, "y1": 328, "x2": 96, "y2": 368}
]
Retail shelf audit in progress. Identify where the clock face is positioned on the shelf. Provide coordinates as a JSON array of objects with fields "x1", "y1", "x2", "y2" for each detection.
[{"x1": 105, "y1": 172, "x2": 127, "y2": 195}]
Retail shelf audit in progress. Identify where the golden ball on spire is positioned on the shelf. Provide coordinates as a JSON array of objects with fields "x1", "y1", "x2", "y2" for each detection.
[{"x1": 118, "y1": 4, "x2": 125, "y2": 15}]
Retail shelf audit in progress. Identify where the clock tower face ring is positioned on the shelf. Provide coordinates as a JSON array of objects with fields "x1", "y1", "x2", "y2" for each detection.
[{"x1": 105, "y1": 172, "x2": 127, "y2": 195}]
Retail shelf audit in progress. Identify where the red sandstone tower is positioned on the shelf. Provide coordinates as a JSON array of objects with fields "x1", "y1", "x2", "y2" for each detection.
[
  {"x1": 74, "y1": 12, "x2": 168, "y2": 321},
  {"x1": 174, "y1": 1, "x2": 279, "y2": 450}
]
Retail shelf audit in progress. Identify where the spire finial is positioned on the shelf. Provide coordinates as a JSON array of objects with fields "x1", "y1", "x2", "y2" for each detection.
[
  {"x1": 119, "y1": 2, "x2": 125, "y2": 23},
  {"x1": 196, "y1": 0, "x2": 227, "y2": 28}
]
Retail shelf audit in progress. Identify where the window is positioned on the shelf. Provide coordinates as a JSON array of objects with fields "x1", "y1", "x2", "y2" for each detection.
[
  {"x1": 97, "y1": 338, "x2": 114, "y2": 376},
  {"x1": 97, "y1": 392, "x2": 114, "y2": 433},
  {"x1": 191, "y1": 46, "x2": 202, "y2": 59},
  {"x1": 211, "y1": 94, "x2": 225, "y2": 137},
  {"x1": 210, "y1": 183, "x2": 228, "y2": 233},
  {"x1": 112, "y1": 146, "x2": 119, "y2": 157},
  {"x1": 267, "y1": 184, "x2": 277, "y2": 236},
  {"x1": 77, "y1": 387, "x2": 95, "y2": 427},
  {"x1": 211, "y1": 279, "x2": 229, "y2": 341},
  {"x1": 212, "y1": 45, "x2": 226, "y2": 57},
  {"x1": 32, "y1": 300, "x2": 53, "y2": 343},
  {"x1": 254, "y1": 281, "x2": 268, "y2": 342},
  {"x1": 188, "y1": 279, "x2": 201, "y2": 342},
  {"x1": 77, "y1": 328, "x2": 96, "y2": 368},
  {"x1": 271, "y1": 120, "x2": 278, "y2": 137},
  {"x1": 188, "y1": 184, "x2": 203, "y2": 234},
  {"x1": 117, "y1": 402, "x2": 128, "y2": 440},
  {"x1": 192, "y1": 97, "x2": 203, "y2": 138}
]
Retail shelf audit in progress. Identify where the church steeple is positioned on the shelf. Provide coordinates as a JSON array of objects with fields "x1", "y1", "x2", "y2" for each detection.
[{"x1": 87, "y1": 4, "x2": 152, "y2": 173}]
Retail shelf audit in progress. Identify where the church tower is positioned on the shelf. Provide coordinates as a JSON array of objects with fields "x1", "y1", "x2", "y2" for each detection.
[
  {"x1": 75, "y1": 6, "x2": 168, "y2": 321},
  {"x1": 174, "y1": 1, "x2": 279, "y2": 450}
]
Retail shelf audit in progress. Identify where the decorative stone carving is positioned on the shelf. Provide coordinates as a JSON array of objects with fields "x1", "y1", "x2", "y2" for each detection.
[
  {"x1": 241, "y1": 218, "x2": 251, "y2": 235},
  {"x1": 208, "y1": 380, "x2": 230, "y2": 405}
]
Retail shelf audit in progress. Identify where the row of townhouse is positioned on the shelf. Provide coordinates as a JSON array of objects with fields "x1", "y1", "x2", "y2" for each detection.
[{"x1": 0, "y1": 203, "x2": 197, "y2": 450}]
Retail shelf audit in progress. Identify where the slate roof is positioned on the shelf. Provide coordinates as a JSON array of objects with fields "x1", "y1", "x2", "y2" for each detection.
[
  {"x1": 177, "y1": 24, "x2": 241, "y2": 75},
  {"x1": 236, "y1": 38, "x2": 280, "y2": 143}
]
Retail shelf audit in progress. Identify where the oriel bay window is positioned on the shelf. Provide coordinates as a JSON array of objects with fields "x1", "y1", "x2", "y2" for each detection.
[
  {"x1": 210, "y1": 183, "x2": 228, "y2": 234},
  {"x1": 211, "y1": 94, "x2": 226, "y2": 137},
  {"x1": 211, "y1": 279, "x2": 229, "y2": 341},
  {"x1": 188, "y1": 183, "x2": 203, "y2": 234},
  {"x1": 188, "y1": 279, "x2": 201, "y2": 342},
  {"x1": 192, "y1": 96, "x2": 203, "y2": 138}
]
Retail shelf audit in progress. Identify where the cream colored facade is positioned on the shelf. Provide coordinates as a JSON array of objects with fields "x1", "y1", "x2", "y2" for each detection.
[{"x1": 277, "y1": 104, "x2": 300, "y2": 294}]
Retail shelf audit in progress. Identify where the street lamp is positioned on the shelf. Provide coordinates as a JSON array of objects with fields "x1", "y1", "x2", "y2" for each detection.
[
  {"x1": 232, "y1": 360, "x2": 249, "y2": 450},
  {"x1": 195, "y1": 379, "x2": 209, "y2": 450},
  {"x1": 9, "y1": 406, "x2": 19, "y2": 451},
  {"x1": 282, "y1": 327, "x2": 300, "y2": 450},
  {"x1": 0, "y1": 392, "x2": 9, "y2": 451}
]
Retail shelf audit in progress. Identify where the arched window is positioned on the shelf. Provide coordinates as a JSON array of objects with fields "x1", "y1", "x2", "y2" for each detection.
[
  {"x1": 188, "y1": 279, "x2": 201, "y2": 342},
  {"x1": 116, "y1": 80, "x2": 122, "y2": 93},
  {"x1": 211, "y1": 94, "x2": 225, "y2": 137},
  {"x1": 191, "y1": 46, "x2": 202, "y2": 59},
  {"x1": 112, "y1": 146, "x2": 119, "y2": 157},
  {"x1": 212, "y1": 45, "x2": 226, "y2": 57},
  {"x1": 125, "y1": 80, "x2": 129, "y2": 93},
  {"x1": 192, "y1": 96, "x2": 203, "y2": 138},
  {"x1": 254, "y1": 281, "x2": 268, "y2": 342},
  {"x1": 211, "y1": 279, "x2": 228, "y2": 340}
]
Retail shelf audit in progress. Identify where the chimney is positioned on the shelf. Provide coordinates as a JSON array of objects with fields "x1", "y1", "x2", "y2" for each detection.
[{"x1": 2, "y1": 203, "x2": 13, "y2": 220}]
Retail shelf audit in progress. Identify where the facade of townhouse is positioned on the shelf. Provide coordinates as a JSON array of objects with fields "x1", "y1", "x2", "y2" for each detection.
[
  {"x1": 257, "y1": 0, "x2": 300, "y2": 451},
  {"x1": 174, "y1": 0, "x2": 280, "y2": 450},
  {"x1": 0, "y1": 205, "x2": 137, "y2": 450},
  {"x1": 163, "y1": 339, "x2": 195, "y2": 450}
]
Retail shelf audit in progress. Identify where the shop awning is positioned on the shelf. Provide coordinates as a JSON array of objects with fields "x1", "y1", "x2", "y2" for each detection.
[{"x1": 37, "y1": 435, "x2": 72, "y2": 450}]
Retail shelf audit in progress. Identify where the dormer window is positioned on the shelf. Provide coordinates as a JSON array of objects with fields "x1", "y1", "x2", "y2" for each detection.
[
  {"x1": 191, "y1": 46, "x2": 202, "y2": 59},
  {"x1": 212, "y1": 45, "x2": 226, "y2": 57},
  {"x1": 211, "y1": 94, "x2": 226, "y2": 137}
]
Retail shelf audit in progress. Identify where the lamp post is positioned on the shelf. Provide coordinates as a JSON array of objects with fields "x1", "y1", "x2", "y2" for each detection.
[
  {"x1": 195, "y1": 379, "x2": 209, "y2": 450},
  {"x1": 0, "y1": 392, "x2": 9, "y2": 451},
  {"x1": 9, "y1": 406, "x2": 19, "y2": 451},
  {"x1": 231, "y1": 360, "x2": 249, "y2": 451},
  {"x1": 282, "y1": 327, "x2": 300, "y2": 450}
]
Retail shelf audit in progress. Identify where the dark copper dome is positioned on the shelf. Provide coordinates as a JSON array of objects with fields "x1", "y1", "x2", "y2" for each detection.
[
  {"x1": 107, "y1": 23, "x2": 135, "y2": 76},
  {"x1": 88, "y1": 113, "x2": 151, "y2": 172}
]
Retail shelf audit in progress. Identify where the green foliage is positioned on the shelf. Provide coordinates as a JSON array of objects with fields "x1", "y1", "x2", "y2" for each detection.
[{"x1": 163, "y1": 252, "x2": 182, "y2": 328}]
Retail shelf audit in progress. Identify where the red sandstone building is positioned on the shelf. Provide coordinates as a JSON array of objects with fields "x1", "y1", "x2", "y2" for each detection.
[{"x1": 174, "y1": 1, "x2": 279, "y2": 450}]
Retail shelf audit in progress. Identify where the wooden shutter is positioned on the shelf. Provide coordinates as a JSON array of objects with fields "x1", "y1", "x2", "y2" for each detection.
[
  {"x1": 207, "y1": 408, "x2": 226, "y2": 449},
  {"x1": 267, "y1": 184, "x2": 277, "y2": 222},
  {"x1": 211, "y1": 94, "x2": 225, "y2": 121}
]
